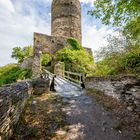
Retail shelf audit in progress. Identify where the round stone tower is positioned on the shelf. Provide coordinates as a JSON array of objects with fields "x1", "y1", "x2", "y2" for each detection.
[{"x1": 51, "y1": 0, "x2": 82, "y2": 43}]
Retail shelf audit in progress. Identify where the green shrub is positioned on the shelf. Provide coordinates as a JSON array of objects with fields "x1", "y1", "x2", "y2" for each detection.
[
  {"x1": 0, "y1": 64, "x2": 32, "y2": 86},
  {"x1": 56, "y1": 38, "x2": 94, "y2": 74},
  {"x1": 41, "y1": 53, "x2": 52, "y2": 66},
  {"x1": 93, "y1": 45, "x2": 140, "y2": 76},
  {"x1": 67, "y1": 38, "x2": 82, "y2": 50}
]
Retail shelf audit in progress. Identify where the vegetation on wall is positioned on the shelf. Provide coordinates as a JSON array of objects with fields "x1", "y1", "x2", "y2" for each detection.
[
  {"x1": 56, "y1": 38, "x2": 94, "y2": 74},
  {"x1": 0, "y1": 64, "x2": 32, "y2": 86}
]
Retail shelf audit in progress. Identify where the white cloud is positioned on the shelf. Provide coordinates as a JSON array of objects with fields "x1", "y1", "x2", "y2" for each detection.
[
  {"x1": 82, "y1": 25, "x2": 113, "y2": 54},
  {"x1": 0, "y1": 0, "x2": 15, "y2": 13},
  {"x1": 80, "y1": 0, "x2": 95, "y2": 5},
  {"x1": 0, "y1": 0, "x2": 51, "y2": 66}
]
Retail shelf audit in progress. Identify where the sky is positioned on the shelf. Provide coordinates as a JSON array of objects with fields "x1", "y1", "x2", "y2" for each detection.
[{"x1": 0, "y1": 0, "x2": 114, "y2": 66}]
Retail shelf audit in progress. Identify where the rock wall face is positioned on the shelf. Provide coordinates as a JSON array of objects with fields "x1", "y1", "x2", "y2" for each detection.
[
  {"x1": 0, "y1": 81, "x2": 33, "y2": 140},
  {"x1": 51, "y1": 0, "x2": 82, "y2": 43},
  {"x1": 85, "y1": 76, "x2": 140, "y2": 112}
]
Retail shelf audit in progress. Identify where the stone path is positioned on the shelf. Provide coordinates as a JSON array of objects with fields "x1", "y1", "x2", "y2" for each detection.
[{"x1": 54, "y1": 76, "x2": 133, "y2": 140}]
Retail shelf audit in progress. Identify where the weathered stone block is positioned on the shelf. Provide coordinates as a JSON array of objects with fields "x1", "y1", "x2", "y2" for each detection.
[{"x1": 33, "y1": 78, "x2": 50, "y2": 95}]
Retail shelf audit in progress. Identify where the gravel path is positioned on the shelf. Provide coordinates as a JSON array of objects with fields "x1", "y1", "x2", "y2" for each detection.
[{"x1": 55, "y1": 77, "x2": 133, "y2": 140}]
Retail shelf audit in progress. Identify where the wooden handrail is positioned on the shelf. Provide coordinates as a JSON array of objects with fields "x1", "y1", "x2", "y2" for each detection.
[
  {"x1": 64, "y1": 71, "x2": 82, "y2": 76},
  {"x1": 63, "y1": 71, "x2": 85, "y2": 85},
  {"x1": 43, "y1": 69, "x2": 85, "y2": 86},
  {"x1": 64, "y1": 75, "x2": 82, "y2": 84}
]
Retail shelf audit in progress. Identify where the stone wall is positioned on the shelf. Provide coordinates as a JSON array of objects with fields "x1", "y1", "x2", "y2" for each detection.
[
  {"x1": 52, "y1": 0, "x2": 82, "y2": 43},
  {"x1": 32, "y1": 32, "x2": 68, "y2": 77},
  {"x1": 0, "y1": 80, "x2": 33, "y2": 140},
  {"x1": 85, "y1": 76, "x2": 140, "y2": 112},
  {"x1": 33, "y1": 77, "x2": 50, "y2": 95},
  {"x1": 20, "y1": 56, "x2": 33, "y2": 69},
  {"x1": 34, "y1": 33, "x2": 67, "y2": 55}
]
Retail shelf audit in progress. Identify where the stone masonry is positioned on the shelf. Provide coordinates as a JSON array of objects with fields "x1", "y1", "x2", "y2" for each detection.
[
  {"x1": 52, "y1": 0, "x2": 82, "y2": 43},
  {"x1": 0, "y1": 81, "x2": 33, "y2": 140},
  {"x1": 0, "y1": 77, "x2": 51, "y2": 140}
]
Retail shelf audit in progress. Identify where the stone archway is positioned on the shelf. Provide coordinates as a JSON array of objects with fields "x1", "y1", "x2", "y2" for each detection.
[{"x1": 32, "y1": 32, "x2": 67, "y2": 77}]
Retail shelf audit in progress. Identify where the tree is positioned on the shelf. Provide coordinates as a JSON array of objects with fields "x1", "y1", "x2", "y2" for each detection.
[
  {"x1": 56, "y1": 38, "x2": 94, "y2": 74},
  {"x1": 0, "y1": 64, "x2": 32, "y2": 86},
  {"x1": 41, "y1": 53, "x2": 52, "y2": 66},
  {"x1": 95, "y1": 34, "x2": 127, "y2": 60},
  {"x1": 89, "y1": 0, "x2": 140, "y2": 42},
  {"x1": 93, "y1": 41, "x2": 140, "y2": 76},
  {"x1": 11, "y1": 46, "x2": 33, "y2": 63},
  {"x1": 12, "y1": 46, "x2": 51, "y2": 66}
]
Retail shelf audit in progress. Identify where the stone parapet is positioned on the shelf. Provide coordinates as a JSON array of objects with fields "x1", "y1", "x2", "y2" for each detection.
[{"x1": 0, "y1": 80, "x2": 33, "y2": 140}]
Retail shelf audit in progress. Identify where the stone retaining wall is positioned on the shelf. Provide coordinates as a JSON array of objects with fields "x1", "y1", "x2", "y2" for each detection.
[
  {"x1": 0, "y1": 80, "x2": 33, "y2": 140},
  {"x1": 85, "y1": 76, "x2": 140, "y2": 112}
]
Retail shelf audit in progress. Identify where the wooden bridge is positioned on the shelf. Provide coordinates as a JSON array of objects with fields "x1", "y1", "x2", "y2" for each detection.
[{"x1": 43, "y1": 69, "x2": 85, "y2": 97}]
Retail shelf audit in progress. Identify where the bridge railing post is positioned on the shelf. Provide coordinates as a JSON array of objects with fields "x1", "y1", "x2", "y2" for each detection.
[{"x1": 62, "y1": 71, "x2": 85, "y2": 86}]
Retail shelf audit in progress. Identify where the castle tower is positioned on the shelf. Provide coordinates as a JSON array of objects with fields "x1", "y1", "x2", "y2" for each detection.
[{"x1": 51, "y1": 0, "x2": 82, "y2": 43}]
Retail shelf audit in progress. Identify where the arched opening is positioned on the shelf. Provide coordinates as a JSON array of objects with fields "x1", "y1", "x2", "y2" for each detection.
[{"x1": 41, "y1": 53, "x2": 53, "y2": 72}]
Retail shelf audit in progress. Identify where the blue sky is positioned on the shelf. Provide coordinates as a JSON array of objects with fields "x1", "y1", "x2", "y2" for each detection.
[{"x1": 0, "y1": 0, "x2": 114, "y2": 66}]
